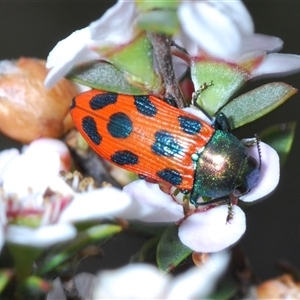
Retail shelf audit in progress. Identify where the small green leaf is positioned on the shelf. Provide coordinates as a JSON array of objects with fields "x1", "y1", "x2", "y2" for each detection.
[
  {"x1": 157, "y1": 225, "x2": 192, "y2": 273},
  {"x1": 208, "y1": 279, "x2": 238, "y2": 300},
  {"x1": 128, "y1": 221, "x2": 169, "y2": 237},
  {"x1": 7, "y1": 244, "x2": 43, "y2": 279},
  {"x1": 260, "y1": 122, "x2": 297, "y2": 167},
  {"x1": 221, "y1": 82, "x2": 298, "y2": 129},
  {"x1": 68, "y1": 61, "x2": 147, "y2": 95},
  {"x1": 0, "y1": 269, "x2": 13, "y2": 293},
  {"x1": 136, "y1": 1, "x2": 179, "y2": 11},
  {"x1": 107, "y1": 34, "x2": 161, "y2": 92},
  {"x1": 37, "y1": 224, "x2": 122, "y2": 275},
  {"x1": 19, "y1": 276, "x2": 52, "y2": 294},
  {"x1": 131, "y1": 236, "x2": 160, "y2": 263},
  {"x1": 137, "y1": 10, "x2": 180, "y2": 35},
  {"x1": 191, "y1": 58, "x2": 249, "y2": 115}
]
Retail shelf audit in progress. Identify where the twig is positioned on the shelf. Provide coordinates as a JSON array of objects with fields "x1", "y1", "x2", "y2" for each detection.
[{"x1": 148, "y1": 32, "x2": 187, "y2": 108}]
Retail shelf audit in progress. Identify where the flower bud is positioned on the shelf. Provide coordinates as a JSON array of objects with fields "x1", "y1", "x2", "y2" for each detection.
[{"x1": 0, "y1": 57, "x2": 78, "y2": 143}]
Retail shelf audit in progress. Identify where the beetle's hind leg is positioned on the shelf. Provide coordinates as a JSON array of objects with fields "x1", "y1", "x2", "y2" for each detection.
[{"x1": 192, "y1": 194, "x2": 238, "y2": 223}]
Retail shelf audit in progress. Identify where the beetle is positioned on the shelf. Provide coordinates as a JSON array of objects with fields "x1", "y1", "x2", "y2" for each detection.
[{"x1": 70, "y1": 89, "x2": 260, "y2": 208}]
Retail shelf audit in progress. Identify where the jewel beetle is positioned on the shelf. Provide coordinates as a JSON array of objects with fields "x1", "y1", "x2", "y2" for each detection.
[{"x1": 70, "y1": 89, "x2": 260, "y2": 207}]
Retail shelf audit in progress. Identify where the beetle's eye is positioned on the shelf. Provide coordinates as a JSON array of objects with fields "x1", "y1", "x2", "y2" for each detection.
[{"x1": 235, "y1": 156, "x2": 260, "y2": 196}]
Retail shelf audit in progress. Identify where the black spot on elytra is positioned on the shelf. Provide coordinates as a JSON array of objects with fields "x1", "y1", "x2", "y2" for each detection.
[
  {"x1": 111, "y1": 150, "x2": 139, "y2": 165},
  {"x1": 178, "y1": 115, "x2": 202, "y2": 135},
  {"x1": 82, "y1": 116, "x2": 102, "y2": 145},
  {"x1": 89, "y1": 92, "x2": 118, "y2": 110},
  {"x1": 70, "y1": 97, "x2": 76, "y2": 109},
  {"x1": 157, "y1": 168, "x2": 182, "y2": 186},
  {"x1": 134, "y1": 96, "x2": 157, "y2": 117},
  {"x1": 107, "y1": 112, "x2": 133, "y2": 138},
  {"x1": 151, "y1": 130, "x2": 183, "y2": 157},
  {"x1": 165, "y1": 97, "x2": 177, "y2": 107}
]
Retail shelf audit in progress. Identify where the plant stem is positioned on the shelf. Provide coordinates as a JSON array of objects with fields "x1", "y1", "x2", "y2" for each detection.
[{"x1": 148, "y1": 32, "x2": 187, "y2": 108}]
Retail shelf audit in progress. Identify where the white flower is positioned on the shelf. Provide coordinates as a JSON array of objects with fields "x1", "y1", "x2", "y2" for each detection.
[
  {"x1": 47, "y1": 252, "x2": 229, "y2": 299},
  {"x1": 45, "y1": 0, "x2": 138, "y2": 88},
  {"x1": 0, "y1": 138, "x2": 132, "y2": 249},
  {"x1": 92, "y1": 251, "x2": 229, "y2": 299},
  {"x1": 0, "y1": 200, "x2": 6, "y2": 252},
  {"x1": 178, "y1": 0, "x2": 254, "y2": 59},
  {"x1": 176, "y1": 1, "x2": 300, "y2": 79},
  {"x1": 123, "y1": 106, "x2": 279, "y2": 253},
  {"x1": 0, "y1": 138, "x2": 69, "y2": 199},
  {"x1": 45, "y1": 0, "x2": 300, "y2": 90},
  {"x1": 47, "y1": 272, "x2": 96, "y2": 300}
]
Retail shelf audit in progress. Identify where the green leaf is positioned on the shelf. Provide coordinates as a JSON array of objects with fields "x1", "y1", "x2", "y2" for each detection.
[
  {"x1": 7, "y1": 244, "x2": 43, "y2": 279},
  {"x1": 191, "y1": 58, "x2": 249, "y2": 115},
  {"x1": 128, "y1": 221, "x2": 169, "y2": 237},
  {"x1": 260, "y1": 122, "x2": 297, "y2": 167},
  {"x1": 68, "y1": 61, "x2": 147, "y2": 95},
  {"x1": 136, "y1": 0, "x2": 180, "y2": 11},
  {"x1": 208, "y1": 279, "x2": 238, "y2": 300},
  {"x1": 107, "y1": 34, "x2": 161, "y2": 92},
  {"x1": 221, "y1": 82, "x2": 297, "y2": 129},
  {"x1": 19, "y1": 276, "x2": 52, "y2": 295},
  {"x1": 0, "y1": 269, "x2": 13, "y2": 293},
  {"x1": 37, "y1": 224, "x2": 122, "y2": 275},
  {"x1": 137, "y1": 10, "x2": 180, "y2": 35},
  {"x1": 157, "y1": 225, "x2": 192, "y2": 273},
  {"x1": 131, "y1": 236, "x2": 160, "y2": 263}
]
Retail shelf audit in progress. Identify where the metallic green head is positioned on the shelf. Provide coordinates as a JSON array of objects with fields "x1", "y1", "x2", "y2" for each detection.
[{"x1": 190, "y1": 130, "x2": 260, "y2": 206}]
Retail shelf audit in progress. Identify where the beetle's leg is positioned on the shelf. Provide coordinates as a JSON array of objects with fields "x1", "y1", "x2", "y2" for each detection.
[
  {"x1": 242, "y1": 134, "x2": 261, "y2": 147},
  {"x1": 192, "y1": 81, "x2": 214, "y2": 107},
  {"x1": 170, "y1": 40, "x2": 189, "y2": 54},
  {"x1": 242, "y1": 134, "x2": 262, "y2": 172},
  {"x1": 226, "y1": 202, "x2": 234, "y2": 223},
  {"x1": 183, "y1": 193, "x2": 190, "y2": 215},
  {"x1": 191, "y1": 82, "x2": 215, "y2": 123},
  {"x1": 192, "y1": 84, "x2": 233, "y2": 133},
  {"x1": 164, "y1": 96, "x2": 178, "y2": 108},
  {"x1": 193, "y1": 194, "x2": 237, "y2": 222},
  {"x1": 195, "y1": 195, "x2": 231, "y2": 206}
]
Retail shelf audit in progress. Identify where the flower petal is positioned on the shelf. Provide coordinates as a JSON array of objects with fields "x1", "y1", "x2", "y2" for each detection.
[
  {"x1": 252, "y1": 53, "x2": 300, "y2": 78},
  {"x1": 179, "y1": 1, "x2": 253, "y2": 58},
  {"x1": 183, "y1": 106, "x2": 213, "y2": 125},
  {"x1": 0, "y1": 227, "x2": 4, "y2": 254},
  {"x1": 93, "y1": 263, "x2": 170, "y2": 299},
  {"x1": 23, "y1": 138, "x2": 71, "y2": 172},
  {"x1": 59, "y1": 187, "x2": 132, "y2": 222},
  {"x1": 0, "y1": 148, "x2": 20, "y2": 183},
  {"x1": 178, "y1": 205, "x2": 246, "y2": 252},
  {"x1": 47, "y1": 273, "x2": 96, "y2": 300},
  {"x1": 239, "y1": 34, "x2": 283, "y2": 55},
  {"x1": 166, "y1": 251, "x2": 230, "y2": 299},
  {"x1": 89, "y1": 0, "x2": 138, "y2": 46},
  {"x1": 1, "y1": 148, "x2": 62, "y2": 198},
  {"x1": 123, "y1": 180, "x2": 184, "y2": 222},
  {"x1": 6, "y1": 223, "x2": 76, "y2": 247},
  {"x1": 0, "y1": 200, "x2": 6, "y2": 253},
  {"x1": 45, "y1": 1, "x2": 138, "y2": 88},
  {"x1": 45, "y1": 28, "x2": 99, "y2": 88},
  {"x1": 240, "y1": 142, "x2": 280, "y2": 202},
  {"x1": 172, "y1": 55, "x2": 189, "y2": 80}
]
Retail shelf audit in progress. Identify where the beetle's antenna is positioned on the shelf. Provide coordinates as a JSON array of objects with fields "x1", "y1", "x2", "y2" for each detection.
[
  {"x1": 255, "y1": 134, "x2": 262, "y2": 172},
  {"x1": 192, "y1": 82, "x2": 214, "y2": 123}
]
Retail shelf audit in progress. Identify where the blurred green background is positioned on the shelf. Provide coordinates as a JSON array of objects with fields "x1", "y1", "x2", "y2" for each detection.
[{"x1": 0, "y1": 1, "x2": 299, "y2": 281}]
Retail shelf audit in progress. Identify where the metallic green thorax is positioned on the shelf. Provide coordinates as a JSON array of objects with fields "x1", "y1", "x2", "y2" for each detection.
[{"x1": 190, "y1": 130, "x2": 258, "y2": 206}]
